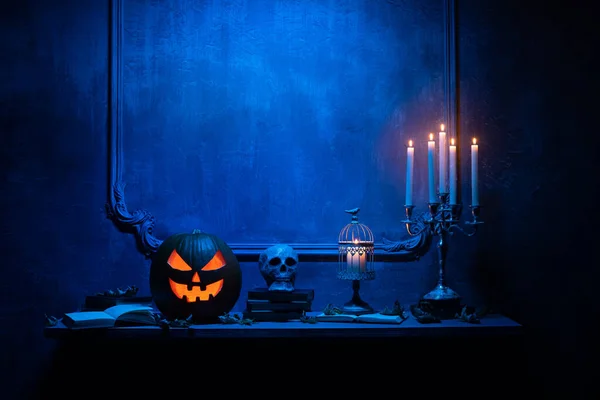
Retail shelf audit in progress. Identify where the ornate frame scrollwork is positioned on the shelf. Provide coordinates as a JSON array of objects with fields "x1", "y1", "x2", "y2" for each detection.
[
  {"x1": 105, "y1": 0, "x2": 162, "y2": 258},
  {"x1": 105, "y1": 0, "x2": 456, "y2": 262},
  {"x1": 106, "y1": 183, "x2": 163, "y2": 257}
]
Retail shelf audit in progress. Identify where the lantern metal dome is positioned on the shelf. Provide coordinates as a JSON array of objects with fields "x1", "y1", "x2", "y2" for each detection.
[
  {"x1": 338, "y1": 207, "x2": 375, "y2": 281},
  {"x1": 337, "y1": 207, "x2": 375, "y2": 315}
]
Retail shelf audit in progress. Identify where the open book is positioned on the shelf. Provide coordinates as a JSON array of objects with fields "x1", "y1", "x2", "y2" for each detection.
[
  {"x1": 316, "y1": 312, "x2": 406, "y2": 324},
  {"x1": 61, "y1": 304, "x2": 156, "y2": 329}
]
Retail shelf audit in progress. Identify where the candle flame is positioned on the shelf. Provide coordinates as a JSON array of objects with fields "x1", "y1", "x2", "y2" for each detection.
[
  {"x1": 450, "y1": 138, "x2": 455, "y2": 146},
  {"x1": 429, "y1": 133, "x2": 434, "y2": 141},
  {"x1": 472, "y1": 138, "x2": 477, "y2": 145},
  {"x1": 408, "y1": 139, "x2": 413, "y2": 147},
  {"x1": 440, "y1": 124, "x2": 445, "y2": 131}
]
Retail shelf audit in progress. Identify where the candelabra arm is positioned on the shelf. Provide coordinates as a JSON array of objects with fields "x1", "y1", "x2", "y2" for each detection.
[
  {"x1": 402, "y1": 205, "x2": 420, "y2": 236},
  {"x1": 447, "y1": 223, "x2": 477, "y2": 237},
  {"x1": 406, "y1": 223, "x2": 421, "y2": 236},
  {"x1": 382, "y1": 211, "x2": 432, "y2": 259}
]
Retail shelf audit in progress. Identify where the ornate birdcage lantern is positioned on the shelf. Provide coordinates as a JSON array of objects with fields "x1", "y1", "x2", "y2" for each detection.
[{"x1": 337, "y1": 208, "x2": 375, "y2": 315}]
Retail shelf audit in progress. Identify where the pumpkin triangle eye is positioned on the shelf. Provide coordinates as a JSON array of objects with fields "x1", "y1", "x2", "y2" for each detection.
[
  {"x1": 201, "y1": 250, "x2": 226, "y2": 271},
  {"x1": 167, "y1": 250, "x2": 192, "y2": 271}
]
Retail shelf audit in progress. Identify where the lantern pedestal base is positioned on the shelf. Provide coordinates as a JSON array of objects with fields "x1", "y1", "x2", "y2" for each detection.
[
  {"x1": 419, "y1": 284, "x2": 462, "y2": 319},
  {"x1": 342, "y1": 280, "x2": 374, "y2": 316},
  {"x1": 341, "y1": 301, "x2": 373, "y2": 316}
]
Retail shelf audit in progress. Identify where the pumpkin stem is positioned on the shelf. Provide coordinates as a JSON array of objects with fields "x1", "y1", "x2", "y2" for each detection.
[{"x1": 192, "y1": 229, "x2": 203, "y2": 234}]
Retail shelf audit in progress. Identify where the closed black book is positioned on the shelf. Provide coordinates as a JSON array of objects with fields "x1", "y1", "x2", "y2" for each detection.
[
  {"x1": 83, "y1": 295, "x2": 153, "y2": 311},
  {"x1": 243, "y1": 310, "x2": 304, "y2": 322},
  {"x1": 246, "y1": 288, "x2": 314, "y2": 303},
  {"x1": 246, "y1": 299, "x2": 312, "y2": 312}
]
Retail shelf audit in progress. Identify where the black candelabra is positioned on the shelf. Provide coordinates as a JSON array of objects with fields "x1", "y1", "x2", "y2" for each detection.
[{"x1": 403, "y1": 192, "x2": 483, "y2": 318}]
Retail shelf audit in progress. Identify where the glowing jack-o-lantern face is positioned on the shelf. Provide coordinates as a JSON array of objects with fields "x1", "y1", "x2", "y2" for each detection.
[
  {"x1": 167, "y1": 249, "x2": 225, "y2": 302},
  {"x1": 150, "y1": 230, "x2": 242, "y2": 321}
]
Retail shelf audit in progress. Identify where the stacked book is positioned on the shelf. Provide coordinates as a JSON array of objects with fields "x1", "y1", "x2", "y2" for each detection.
[{"x1": 243, "y1": 288, "x2": 314, "y2": 322}]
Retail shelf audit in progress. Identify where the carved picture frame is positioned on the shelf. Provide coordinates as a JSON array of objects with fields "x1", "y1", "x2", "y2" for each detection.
[{"x1": 106, "y1": 0, "x2": 457, "y2": 262}]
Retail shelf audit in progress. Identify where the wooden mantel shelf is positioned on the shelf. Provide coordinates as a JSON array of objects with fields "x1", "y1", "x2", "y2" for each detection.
[{"x1": 44, "y1": 313, "x2": 521, "y2": 340}]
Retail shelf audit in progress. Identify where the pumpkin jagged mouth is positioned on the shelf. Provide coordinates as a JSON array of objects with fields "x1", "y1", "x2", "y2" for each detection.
[{"x1": 169, "y1": 278, "x2": 224, "y2": 302}]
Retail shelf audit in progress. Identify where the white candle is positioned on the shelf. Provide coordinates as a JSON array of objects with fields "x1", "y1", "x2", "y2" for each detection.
[
  {"x1": 347, "y1": 241, "x2": 367, "y2": 272},
  {"x1": 449, "y1": 138, "x2": 457, "y2": 204},
  {"x1": 438, "y1": 124, "x2": 447, "y2": 193},
  {"x1": 358, "y1": 250, "x2": 366, "y2": 272},
  {"x1": 471, "y1": 138, "x2": 479, "y2": 206},
  {"x1": 405, "y1": 139, "x2": 414, "y2": 206},
  {"x1": 427, "y1": 133, "x2": 437, "y2": 203},
  {"x1": 346, "y1": 250, "x2": 356, "y2": 271}
]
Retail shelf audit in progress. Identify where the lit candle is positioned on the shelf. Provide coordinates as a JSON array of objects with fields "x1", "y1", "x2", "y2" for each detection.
[
  {"x1": 438, "y1": 124, "x2": 447, "y2": 193},
  {"x1": 358, "y1": 249, "x2": 366, "y2": 272},
  {"x1": 405, "y1": 139, "x2": 414, "y2": 206},
  {"x1": 347, "y1": 240, "x2": 367, "y2": 272},
  {"x1": 471, "y1": 138, "x2": 479, "y2": 206},
  {"x1": 346, "y1": 250, "x2": 356, "y2": 271},
  {"x1": 427, "y1": 133, "x2": 437, "y2": 203},
  {"x1": 449, "y1": 138, "x2": 457, "y2": 204}
]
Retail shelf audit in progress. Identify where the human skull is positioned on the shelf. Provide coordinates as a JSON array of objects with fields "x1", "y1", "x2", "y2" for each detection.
[{"x1": 258, "y1": 244, "x2": 299, "y2": 291}]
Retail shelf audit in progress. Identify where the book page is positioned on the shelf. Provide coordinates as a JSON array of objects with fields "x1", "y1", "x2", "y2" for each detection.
[
  {"x1": 104, "y1": 304, "x2": 153, "y2": 320},
  {"x1": 315, "y1": 313, "x2": 357, "y2": 322},
  {"x1": 64, "y1": 311, "x2": 115, "y2": 322}
]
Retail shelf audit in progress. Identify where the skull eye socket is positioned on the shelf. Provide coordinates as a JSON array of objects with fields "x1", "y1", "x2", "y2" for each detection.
[
  {"x1": 285, "y1": 257, "x2": 297, "y2": 267},
  {"x1": 269, "y1": 257, "x2": 281, "y2": 266}
]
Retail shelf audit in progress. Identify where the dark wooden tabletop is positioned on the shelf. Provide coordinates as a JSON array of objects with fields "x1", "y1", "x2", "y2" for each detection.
[{"x1": 44, "y1": 312, "x2": 522, "y2": 339}]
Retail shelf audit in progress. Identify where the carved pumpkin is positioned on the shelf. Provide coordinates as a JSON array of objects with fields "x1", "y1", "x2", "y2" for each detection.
[{"x1": 150, "y1": 229, "x2": 242, "y2": 321}]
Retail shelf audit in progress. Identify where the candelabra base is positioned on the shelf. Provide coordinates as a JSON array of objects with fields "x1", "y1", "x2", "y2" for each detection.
[
  {"x1": 420, "y1": 285, "x2": 462, "y2": 319},
  {"x1": 341, "y1": 280, "x2": 374, "y2": 315}
]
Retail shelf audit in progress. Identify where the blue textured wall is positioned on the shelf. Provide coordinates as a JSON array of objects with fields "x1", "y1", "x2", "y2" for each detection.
[
  {"x1": 121, "y1": 0, "x2": 444, "y2": 242},
  {"x1": 115, "y1": 0, "x2": 448, "y2": 328},
  {"x1": 0, "y1": 0, "x2": 597, "y2": 398}
]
